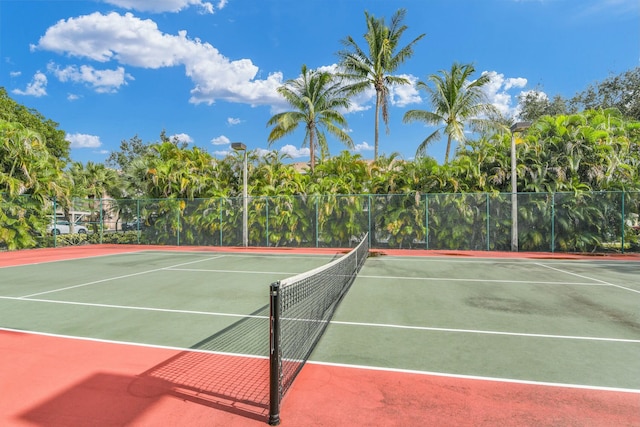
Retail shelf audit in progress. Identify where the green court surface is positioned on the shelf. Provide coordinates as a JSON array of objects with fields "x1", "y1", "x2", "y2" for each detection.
[
  {"x1": 0, "y1": 251, "x2": 337, "y2": 349},
  {"x1": 1, "y1": 249, "x2": 639, "y2": 415},
  {"x1": 316, "y1": 256, "x2": 640, "y2": 389}
]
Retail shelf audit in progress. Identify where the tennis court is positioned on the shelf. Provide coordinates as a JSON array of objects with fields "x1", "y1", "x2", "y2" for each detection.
[{"x1": 1, "y1": 245, "x2": 639, "y2": 426}]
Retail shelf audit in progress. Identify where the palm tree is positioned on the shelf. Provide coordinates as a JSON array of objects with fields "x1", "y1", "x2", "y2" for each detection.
[
  {"x1": 67, "y1": 161, "x2": 122, "y2": 232},
  {"x1": 267, "y1": 65, "x2": 353, "y2": 173},
  {"x1": 403, "y1": 62, "x2": 500, "y2": 163},
  {"x1": 253, "y1": 150, "x2": 307, "y2": 196},
  {"x1": 338, "y1": 8, "x2": 425, "y2": 159},
  {"x1": 0, "y1": 120, "x2": 70, "y2": 248},
  {"x1": 141, "y1": 142, "x2": 219, "y2": 199},
  {"x1": 69, "y1": 161, "x2": 120, "y2": 200},
  {"x1": 311, "y1": 151, "x2": 370, "y2": 194}
]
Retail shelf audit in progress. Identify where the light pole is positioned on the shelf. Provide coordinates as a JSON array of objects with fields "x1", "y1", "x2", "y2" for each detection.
[
  {"x1": 231, "y1": 142, "x2": 248, "y2": 247},
  {"x1": 510, "y1": 122, "x2": 531, "y2": 252}
]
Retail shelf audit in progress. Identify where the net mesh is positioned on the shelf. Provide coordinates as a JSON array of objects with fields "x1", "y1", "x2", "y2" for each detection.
[{"x1": 270, "y1": 233, "x2": 369, "y2": 404}]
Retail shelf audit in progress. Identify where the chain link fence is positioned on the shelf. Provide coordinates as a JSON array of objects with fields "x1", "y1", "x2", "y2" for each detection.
[{"x1": 2, "y1": 191, "x2": 639, "y2": 253}]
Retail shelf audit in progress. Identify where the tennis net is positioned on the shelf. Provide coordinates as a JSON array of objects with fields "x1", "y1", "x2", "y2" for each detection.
[{"x1": 268, "y1": 233, "x2": 369, "y2": 425}]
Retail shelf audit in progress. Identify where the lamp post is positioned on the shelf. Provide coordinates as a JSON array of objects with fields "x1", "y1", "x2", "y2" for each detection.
[
  {"x1": 231, "y1": 142, "x2": 248, "y2": 247},
  {"x1": 509, "y1": 122, "x2": 531, "y2": 252}
]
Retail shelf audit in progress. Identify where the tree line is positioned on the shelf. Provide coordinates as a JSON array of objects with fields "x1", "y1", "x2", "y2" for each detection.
[{"x1": 1, "y1": 9, "x2": 639, "y2": 250}]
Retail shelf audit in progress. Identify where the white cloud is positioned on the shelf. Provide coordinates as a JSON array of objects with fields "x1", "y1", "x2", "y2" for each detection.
[
  {"x1": 67, "y1": 93, "x2": 81, "y2": 101},
  {"x1": 286, "y1": 63, "x2": 389, "y2": 114},
  {"x1": 34, "y1": 12, "x2": 284, "y2": 106},
  {"x1": 48, "y1": 63, "x2": 133, "y2": 93},
  {"x1": 102, "y1": 0, "x2": 217, "y2": 14},
  {"x1": 344, "y1": 87, "x2": 375, "y2": 113},
  {"x1": 390, "y1": 74, "x2": 422, "y2": 107},
  {"x1": 279, "y1": 144, "x2": 309, "y2": 159},
  {"x1": 9, "y1": 71, "x2": 21, "y2": 77},
  {"x1": 12, "y1": 72, "x2": 47, "y2": 97},
  {"x1": 170, "y1": 133, "x2": 193, "y2": 144},
  {"x1": 315, "y1": 64, "x2": 339, "y2": 74},
  {"x1": 66, "y1": 133, "x2": 102, "y2": 148},
  {"x1": 481, "y1": 71, "x2": 529, "y2": 118},
  {"x1": 227, "y1": 117, "x2": 241, "y2": 125},
  {"x1": 353, "y1": 141, "x2": 374, "y2": 153},
  {"x1": 314, "y1": 64, "x2": 374, "y2": 113},
  {"x1": 254, "y1": 147, "x2": 273, "y2": 157},
  {"x1": 504, "y1": 77, "x2": 527, "y2": 91},
  {"x1": 211, "y1": 135, "x2": 230, "y2": 145},
  {"x1": 339, "y1": 76, "x2": 420, "y2": 113}
]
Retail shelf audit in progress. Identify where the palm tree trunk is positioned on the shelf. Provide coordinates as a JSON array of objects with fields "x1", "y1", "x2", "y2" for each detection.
[
  {"x1": 444, "y1": 134, "x2": 453, "y2": 163},
  {"x1": 374, "y1": 92, "x2": 381, "y2": 160},
  {"x1": 309, "y1": 128, "x2": 316, "y2": 172}
]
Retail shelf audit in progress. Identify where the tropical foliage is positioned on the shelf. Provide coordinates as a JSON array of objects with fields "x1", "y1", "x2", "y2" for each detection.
[
  {"x1": 0, "y1": 120, "x2": 69, "y2": 249},
  {"x1": 403, "y1": 62, "x2": 501, "y2": 163},
  {"x1": 1, "y1": 5, "x2": 639, "y2": 253},
  {"x1": 517, "y1": 67, "x2": 640, "y2": 122},
  {"x1": 267, "y1": 65, "x2": 353, "y2": 172},
  {"x1": 0, "y1": 87, "x2": 69, "y2": 160},
  {"x1": 338, "y1": 8, "x2": 425, "y2": 159},
  {"x1": 2, "y1": 107, "x2": 639, "y2": 252}
]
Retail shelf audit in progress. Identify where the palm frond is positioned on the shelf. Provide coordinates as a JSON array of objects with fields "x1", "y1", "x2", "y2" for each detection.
[{"x1": 416, "y1": 129, "x2": 442, "y2": 158}]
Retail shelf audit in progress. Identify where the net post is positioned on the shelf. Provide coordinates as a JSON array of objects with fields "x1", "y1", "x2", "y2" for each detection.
[{"x1": 268, "y1": 281, "x2": 282, "y2": 426}]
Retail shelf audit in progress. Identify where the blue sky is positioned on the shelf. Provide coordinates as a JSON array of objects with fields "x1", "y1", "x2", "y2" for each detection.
[{"x1": 1, "y1": 0, "x2": 638, "y2": 165}]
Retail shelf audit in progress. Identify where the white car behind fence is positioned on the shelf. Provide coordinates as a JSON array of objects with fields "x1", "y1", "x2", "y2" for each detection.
[{"x1": 48, "y1": 220, "x2": 88, "y2": 235}]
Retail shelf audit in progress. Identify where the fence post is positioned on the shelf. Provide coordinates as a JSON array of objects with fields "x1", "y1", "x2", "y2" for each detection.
[
  {"x1": 266, "y1": 196, "x2": 270, "y2": 247},
  {"x1": 99, "y1": 198, "x2": 103, "y2": 244},
  {"x1": 425, "y1": 194, "x2": 429, "y2": 250},
  {"x1": 53, "y1": 196, "x2": 57, "y2": 248},
  {"x1": 367, "y1": 194, "x2": 371, "y2": 248},
  {"x1": 551, "y1": 193, "x2": 555, "y2": 253},
  {"x1": 315, "y1": 197, "x2": 319, "y2": 248},
  {"x1": 219, "y1": 198, "x2": 223, "y2": 246},
  {"x1": 486, "y1": 193, "x2": 490, "y2": 251},
  {"x1": 176, "y1": 201, "x2": 180, "y2": 246},
  {"x1": 621, "y1": 191, "x2": 625, "y2": 254},
  {"x1": 136, "y1": 199, "x2": 141, "y2": 244}
]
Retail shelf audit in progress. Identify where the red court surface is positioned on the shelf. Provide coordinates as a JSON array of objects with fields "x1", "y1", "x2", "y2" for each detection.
[
  {"x1": 2, "y1": 244, "x2": 639, "y2": 269},
  {"x1": 1, "y1": 330, "x2": 639, "y2": 427},
  {"x1": 0, "y1": 245, "x2": 351, "y2": 268},
  {"x1": 1, "y1": 245, "x2": 639, "y2": 426}
]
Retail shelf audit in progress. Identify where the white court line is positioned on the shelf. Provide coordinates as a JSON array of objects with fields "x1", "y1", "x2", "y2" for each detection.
[
  {"x1": 536, "y1": 262, "x2": 640, "y2": 295},
  {"x1": 2, "y1": 295, "x2": 637, "y2": 344},
  {"x1": 140, "y1": 251, "x2": 335, "y2": 260},
  {"x1": 167, "y1": 267, "x2": 305, "y2": 275},
  {"x1": 371, "y1": 257, "x2": 640, "y2": 268},
  {"x1": 330, "y1": 320, "x2": 640, "y2": 343},
  {"x1": 309, "y1": 361, "x2": 640, "y2": 394},
  {"x1": 18, "y1": 255, "x2": 227, "y2": 298},
  {"x1": 358, "y1": 274, "x2": 606, "y2": 286},
  {"x1": 0, "y1": 327, "x2": 268, "y2": 360},
  {"x1": 0, "y1": 250, "x2": 149, "y2": 269},
  {"x1": 0, "y1": 326, "x2": 636, "y2": 394},
  {"x1": 0, "y1": 295, "x2": 266, "y2": 319}
]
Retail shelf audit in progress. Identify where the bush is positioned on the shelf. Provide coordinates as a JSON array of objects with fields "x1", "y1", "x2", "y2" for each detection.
[
  {"x1": 87, "y1": 231, "x2": 141, "y2": 245},
  {"x1": 48, "y1": 233, "x2": 89, "y2": 247}
]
